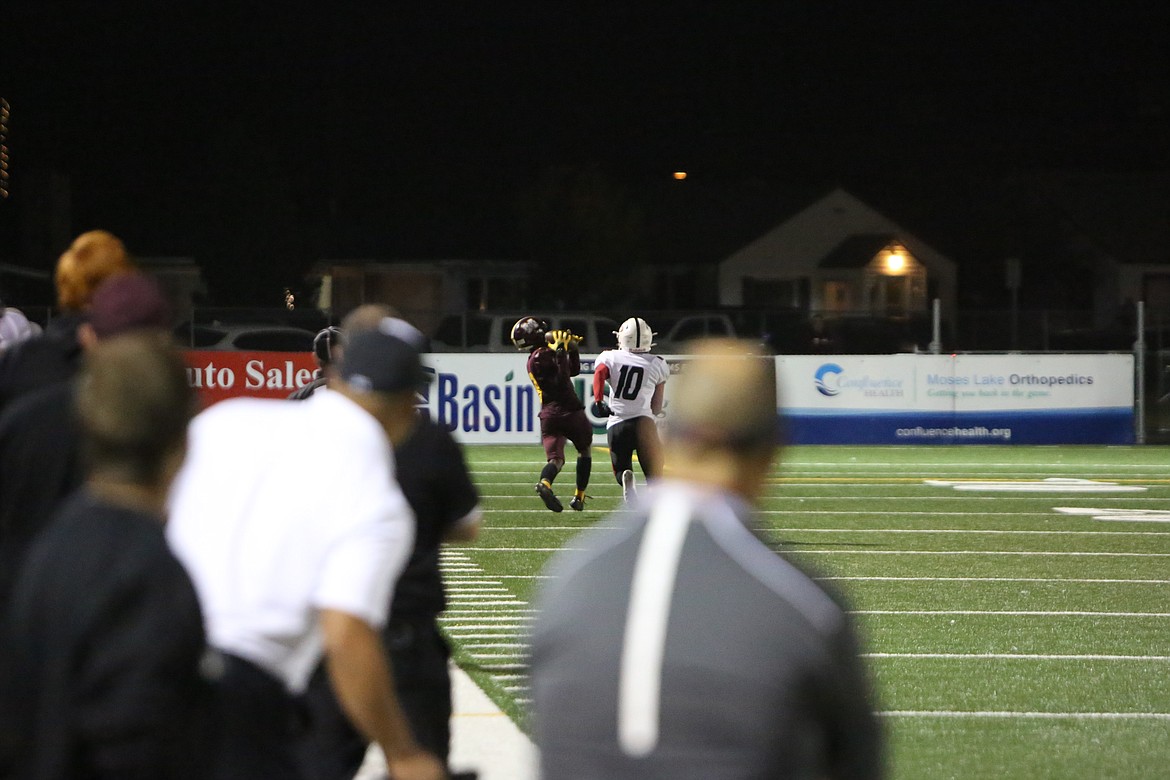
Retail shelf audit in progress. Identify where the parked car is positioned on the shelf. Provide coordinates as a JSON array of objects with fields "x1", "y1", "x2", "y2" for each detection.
[
  {"x1": 430, "y1": 312, "x2": 621, "y2": 353},
  {"x1": 652, "y1": 314, "x2": 738, "y2": 353},
  {"x1": 176, "y1": 324, "x2": 318, "y2": 352}
]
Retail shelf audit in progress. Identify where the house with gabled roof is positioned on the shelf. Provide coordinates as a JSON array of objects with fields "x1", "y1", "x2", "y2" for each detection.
[{"x1": 718, "y1": 188, "x2": 957, "y2": 322}]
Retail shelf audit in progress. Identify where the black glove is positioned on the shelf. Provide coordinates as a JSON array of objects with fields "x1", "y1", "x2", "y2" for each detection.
[{"x1": 591, "y1": 400, "x2": 612, "y2": 417}]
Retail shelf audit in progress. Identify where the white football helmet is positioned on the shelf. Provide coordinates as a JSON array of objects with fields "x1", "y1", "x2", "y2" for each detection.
[{"x1": 615, "y1": 317, "x2": 656, "y2": 352}]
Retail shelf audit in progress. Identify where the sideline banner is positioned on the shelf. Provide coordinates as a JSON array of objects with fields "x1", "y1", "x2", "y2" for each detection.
[
  {"x1": 186, "y1": 351, "x2": 1135, "y2": 445},
  {"x1": 422, "y1": 353, "x2": 644, "y2": 444},
  {"x1": 183, "y1": 351, "x2": 319, "y2": 406},
  {"x1": 778, "y1": 354, "x2": 1135, "y2": 444}
]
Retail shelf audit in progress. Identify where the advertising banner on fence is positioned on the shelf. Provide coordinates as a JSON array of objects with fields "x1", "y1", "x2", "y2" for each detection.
[
  {"x1": 422, "y1": 353, "x2": 635, "y2": 444},
  {"x1": 778, "y1": 353, "x2": 1135, "y2": 444},
  {"x1": 184, "y1": 351, "x2": 319, "y2": 407},
  {"x1": 186, "y1": 350, "x2": 1134, "y2": 446}
]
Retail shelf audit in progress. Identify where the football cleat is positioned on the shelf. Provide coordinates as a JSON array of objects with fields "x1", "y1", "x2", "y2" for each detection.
[
  {"x1": 621, "y1": 470, "x2": 636, "y2": 503},
  {"x1": 536, "y1": 480, "x2": 563, "y2": 512},
  {"x1": 569, "y1": 495, "x2": 586, "y2": 512},
  {"x1": 614, "y1": 317, "x2": 656, "y2": 352},
  {"x1": 511, "y1": 316, "x2": 548, "y2": 351}
]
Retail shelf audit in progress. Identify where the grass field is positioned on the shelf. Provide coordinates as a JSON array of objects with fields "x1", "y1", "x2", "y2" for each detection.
[{"x1": 439, "y1": 444, "x2": 1170, "y2": 779}]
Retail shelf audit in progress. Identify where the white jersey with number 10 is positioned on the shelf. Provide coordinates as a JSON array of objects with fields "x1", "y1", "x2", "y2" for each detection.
[{"x1": 595, "y1": 349, "x2": 669, "y2": 429}]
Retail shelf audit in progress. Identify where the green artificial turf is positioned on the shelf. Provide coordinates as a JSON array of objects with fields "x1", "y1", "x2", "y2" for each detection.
[{"x1": 440, "y1": 444, "x2": 1170, "y2": 778}]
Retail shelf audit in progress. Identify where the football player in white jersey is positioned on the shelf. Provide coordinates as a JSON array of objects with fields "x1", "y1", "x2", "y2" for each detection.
[{"x1": 591, "y1": 317, "x2": 669, "y2": 502}]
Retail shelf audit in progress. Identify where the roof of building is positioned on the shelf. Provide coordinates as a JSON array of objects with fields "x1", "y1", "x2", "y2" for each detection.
[{"x1": 818, "y1": 233, "x2": 899, "y2": 269}]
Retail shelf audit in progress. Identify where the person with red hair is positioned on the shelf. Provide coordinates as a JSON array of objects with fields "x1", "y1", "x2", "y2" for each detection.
[{"x1": 0, "y1": 230, "x2": 136, "y2": 412}]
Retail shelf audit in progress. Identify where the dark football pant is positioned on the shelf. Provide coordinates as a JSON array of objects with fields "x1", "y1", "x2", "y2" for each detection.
[
  {"x1": 540, "y1": 408, "x2": 593, "y2": 462},
  {"x1": 295, "y1": 618, "x2": 453, "y2": 780},
  {"x1": 607, "y1": 417, "x2": 662, "y2": 481},
  {"x1": 214, "y1": 654, "x2": 306, "y2": 780}
]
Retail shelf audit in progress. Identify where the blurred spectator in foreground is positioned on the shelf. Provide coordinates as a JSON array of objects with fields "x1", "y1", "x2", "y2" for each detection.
[
  {"x1": 0, "y1": 274, "x2": 173, "y2": 617},
  {"x1": 0, "y1": 301, "x2": 41, "y2": 354},
  {"x1": 0, "y1": 332, "x2": 213, "y2": 780},
  {"x1": 293, "y1": 307, "x2": 482, "y2": 780},
  {"x1": 0, "y1": 231, "x2": 135, "y2": 413},
  {"x1": 531, "y1": 339, "x2": 883, "y2": 780},
  {"x1": 167, "y1": 320, "x2": 445, "y2": 780}
]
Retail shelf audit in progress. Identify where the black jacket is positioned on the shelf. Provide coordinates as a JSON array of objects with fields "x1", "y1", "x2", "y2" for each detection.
[
  {"x1": 0, "y1": 314, "x2": 85, "y2": 416},
  {"x1": 0, "y1": 491, "x2": 215, "y2": 779},
  {"x1": 0, "y1": 382, "x2": 82, "y2": 617}
]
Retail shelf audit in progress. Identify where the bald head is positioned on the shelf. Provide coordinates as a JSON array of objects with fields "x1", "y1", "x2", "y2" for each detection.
[{"x1": 664, "y1": 339, "x2": 780, "y2": 499}]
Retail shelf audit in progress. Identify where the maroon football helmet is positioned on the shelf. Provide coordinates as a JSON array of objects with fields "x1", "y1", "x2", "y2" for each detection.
[{"x1": 510, "y1": 316, "x2": 548, "y2": 350}]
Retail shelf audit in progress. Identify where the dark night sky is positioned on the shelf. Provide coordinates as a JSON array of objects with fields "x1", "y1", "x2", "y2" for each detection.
[{"x1": 3, "y1": 1, "x2": 1169, "y2": 304}]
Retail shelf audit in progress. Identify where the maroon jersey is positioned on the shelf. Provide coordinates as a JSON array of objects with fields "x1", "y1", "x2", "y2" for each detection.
[{"x1": 527, "y1": 346, "x2": 584, "y2": 415}]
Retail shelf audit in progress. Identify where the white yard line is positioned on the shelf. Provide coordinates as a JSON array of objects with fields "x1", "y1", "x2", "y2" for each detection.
[
  {"x1": 864, "y1": 653, "x2": 1170, "y2": 660},
  {"x1": 789, "y1": 550, "x2": 1170, "y2": 557},
  {"x1": 482, "y1": 525, "x2": 1170, "y2": 536},
  {"x1": 851, "y1": 610, "x2": 1170, "y2": 617},
  {"x1": 878, "y1": 710, "x2": 1170, "y2": 719},
  {"x1": 819, "y1": 576, "x2": 1170, "y2": 584},
  {"x1": 467, "y1": 547, "x2": 1170, "y2": 557}
]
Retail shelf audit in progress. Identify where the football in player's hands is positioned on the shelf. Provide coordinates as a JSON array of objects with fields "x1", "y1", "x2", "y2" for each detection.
[{"x1": 591, "y1": 400, "x2": 612, "y2": 417}]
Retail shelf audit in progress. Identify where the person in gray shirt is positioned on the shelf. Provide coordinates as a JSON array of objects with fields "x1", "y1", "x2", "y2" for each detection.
[{"x1": 530, "y1": 339, "x2": 883, "y2": 780}]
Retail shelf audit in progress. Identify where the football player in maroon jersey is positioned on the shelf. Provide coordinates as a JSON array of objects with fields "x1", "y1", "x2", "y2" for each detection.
[{"x1": 511, "y1": 316, "x2": 593, "y2": 512}]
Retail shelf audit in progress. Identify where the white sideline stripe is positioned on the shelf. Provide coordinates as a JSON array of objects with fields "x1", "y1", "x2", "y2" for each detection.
[
  {"x1": 878, "y1": 711, "x2": 1170, "y2": 720},
  {"x1": 852, "y1": 610, "x2": 1170, "y2": 617},
  {"x1": 819, "y1": 576, "x2": 1170, "y2": 584},
  {"x1": 863, "y1": 653, "x2": 1170, "y2": 661},
  {"x1": 618, "y1": 492, "x2": 691, "y2": 758}
]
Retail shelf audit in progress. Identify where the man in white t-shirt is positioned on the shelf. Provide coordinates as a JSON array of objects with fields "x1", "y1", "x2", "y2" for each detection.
[
  {"x1": 167, "y1": 319, "x2": 445, "y2": 780},
  {"x1": 592, "y1": 317, "x2": 670, "y2": 502}
]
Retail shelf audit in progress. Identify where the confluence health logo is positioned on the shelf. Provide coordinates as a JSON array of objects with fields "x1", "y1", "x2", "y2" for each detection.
[{"x1": 814, "y1": 363, "x2": 844, "y2": 397}]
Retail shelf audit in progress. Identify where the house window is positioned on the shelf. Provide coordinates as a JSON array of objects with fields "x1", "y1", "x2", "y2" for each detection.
[
  {"x1": 865, "y1": 246, "x2": 926, "y2": 316},
  {"x1": 822, "y1": 280, "x2": 851, "y2": 313}
]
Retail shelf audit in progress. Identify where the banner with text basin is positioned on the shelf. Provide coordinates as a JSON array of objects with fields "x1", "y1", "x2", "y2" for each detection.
[{"x1": 777, "y1": 354, "x2": 1134, "y2": 444}]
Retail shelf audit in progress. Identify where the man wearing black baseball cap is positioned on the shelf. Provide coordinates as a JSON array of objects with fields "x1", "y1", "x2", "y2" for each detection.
[
  {"x1": 295, "y1": 316, "x2": 482, "y2": 780},
  {"x1": 168, "y1": 318, "x2": 445, "y2": 780}
]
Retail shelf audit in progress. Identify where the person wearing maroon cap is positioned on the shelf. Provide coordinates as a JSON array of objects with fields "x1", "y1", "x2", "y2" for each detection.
[{"x1": 0, "y1": 273, "x2": 174, "y2": 617}]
